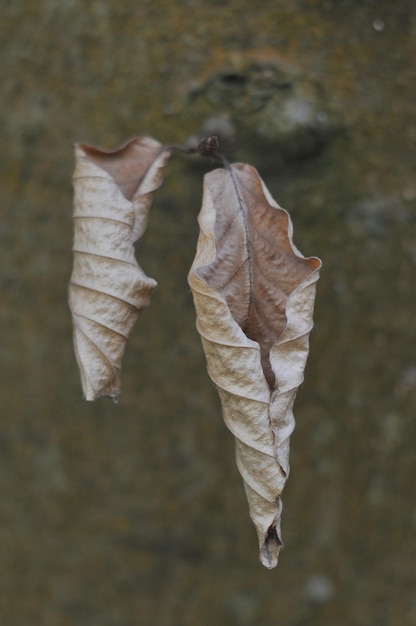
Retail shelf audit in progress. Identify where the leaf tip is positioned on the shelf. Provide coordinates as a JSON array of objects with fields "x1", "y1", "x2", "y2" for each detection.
[
  {"x1": 82, "y1": 381, "x2": 121, "y2": 403},
  {"x1": 259, "y1": 525, "x2": 283, "y2": 570}
]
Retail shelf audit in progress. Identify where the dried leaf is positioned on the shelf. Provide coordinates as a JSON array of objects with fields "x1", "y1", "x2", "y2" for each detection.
[
  {"x1": 188, "y1": 163, "x2": 321, "y2": 568},
  {"x1": 69, "y1": 137, "x2": 170, "y2": 401}
]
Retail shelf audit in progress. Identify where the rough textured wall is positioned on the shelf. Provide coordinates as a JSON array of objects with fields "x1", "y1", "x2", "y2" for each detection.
[{"x1": 1, "y1": 1, "x2": 415, "y2": 624}]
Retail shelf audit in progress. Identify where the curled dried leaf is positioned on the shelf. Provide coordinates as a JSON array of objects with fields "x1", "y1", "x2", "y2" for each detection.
[
  {"x1": 69, "y1": 137, "x2": 170, "y2": 401},
  {"x1": 188, "y1": 163, "x2": 321, "y2": 568}
]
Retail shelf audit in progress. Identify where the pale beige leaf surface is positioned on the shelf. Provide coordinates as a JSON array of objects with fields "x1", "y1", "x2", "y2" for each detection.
[
  {"x1": 188, "y1": 163, "x2": 321, "y2": 568},
  {"x1": 69, "y1": 137, "x2": 170, "y2": 401}
]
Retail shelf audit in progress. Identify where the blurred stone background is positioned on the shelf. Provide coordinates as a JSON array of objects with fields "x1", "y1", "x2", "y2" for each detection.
[{"x1": 1, "y1": 1, "x2": 415, "y2": 624}]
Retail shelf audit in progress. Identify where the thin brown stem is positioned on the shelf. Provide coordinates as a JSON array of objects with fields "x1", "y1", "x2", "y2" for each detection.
[{"x1": 164, "y1": 136, "x2": 230, "y2": 169}]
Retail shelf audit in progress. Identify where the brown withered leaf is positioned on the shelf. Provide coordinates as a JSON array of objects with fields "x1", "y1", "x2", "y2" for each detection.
[
  {"x1": 188, "y1": 163, "x2": 321, "y2": 568},
  {"x1": 69, "y1": 137, "x2": 170, "y2": 401}
]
